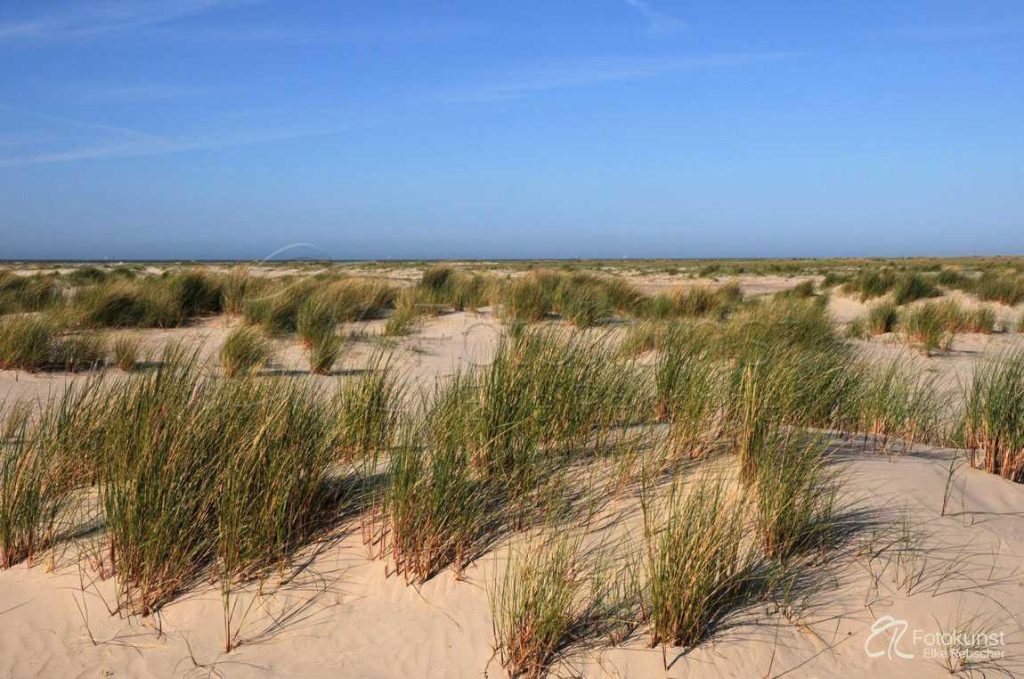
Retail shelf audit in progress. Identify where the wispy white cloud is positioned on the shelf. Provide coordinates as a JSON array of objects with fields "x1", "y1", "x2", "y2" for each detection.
[
  {"x1": 0, "y1": 126, "x2": 337, "y2": 166},
  {"x1": 0, "y1": 104, "x2": 169, "y2": 143},
  {"x1": 0, "y1": 132, "x2": 55, "y2": 148},
  {"x1": 866, "y1": 22, "x2": 1023, "y2": 44},
  {"x1": 67, "y1": 83, "x2": 219, "y2": 103},
  {"x1": 436, "y1": 51, "x2": 800, "y2": 103},
  {"x1": 0, "y1": 0, "x2": 251, "y2": 41},
  {"x1": 0, "y1": 2, "x2": 479, "y2": 47},
  {"x1": 622, "y1": 0, "x2": 685, "y2": 33},
  {"x1": 150, "y1": 18, "x2": 483, "y2": 46},
  {"x1": 0, "y1": 102, "x2": 344, "y2": 167}
]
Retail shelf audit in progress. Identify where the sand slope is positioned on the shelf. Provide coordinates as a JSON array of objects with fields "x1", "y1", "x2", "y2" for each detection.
[{"x1": 1, "y1": 437, "x2": 1022, "y2": 678}]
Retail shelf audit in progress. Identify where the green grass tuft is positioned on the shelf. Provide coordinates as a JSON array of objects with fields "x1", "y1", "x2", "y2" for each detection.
[{"x1": 220, "y1": 326, "x2": 270, "y2": 377}]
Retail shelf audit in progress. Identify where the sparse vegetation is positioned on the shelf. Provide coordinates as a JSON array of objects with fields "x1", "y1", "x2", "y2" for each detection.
[{"x1": 2, "y1": 257, "x2": 1024, "y2": 678}]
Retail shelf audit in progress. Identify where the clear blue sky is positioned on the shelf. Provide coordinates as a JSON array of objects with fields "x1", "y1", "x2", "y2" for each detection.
[{"x1": 1, "y1": 1, "x2": 1022, "y2": 260}]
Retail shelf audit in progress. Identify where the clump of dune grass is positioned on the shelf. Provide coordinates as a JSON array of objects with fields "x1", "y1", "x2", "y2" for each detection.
[
  {"x1": 843, "y1": 269, "x2": 896, "y2": 301},
  {"x1": 963, "y1": 305, "x2": 996, "y2": 333},
  {"x1": 0, "y1": 375, "x2": 119, "y2": 567},
  {"x1": 65, "y1": 264, "x2": 139, "y2": 285},
  {"x1": 420, "y1": 265, "x2": 455, "y2": 293},
  {"x1": 641, "y1": 477, "x2": 757, "y2": 650},
  {"x1": 460, "y1": 329, "x2": 646, "y2": 495},
  {"x1": 491, "y1": 533, "x2": 589, "y2": 678},
  {"x1": 492, "y1": 271, "x2": 643, "y2": 326},
  {"x1": 52, "y1": 331, "x2": 107, "y2": 372},
  {"x1": 974, "y1": 271, "x2": 1024, "y2": 306},
  {"x1": 242, "y1": 279, "x2": 316, "y2": 334},
  {"x1": 891, "y1": 273, "x2": 941, "y2": 305},
  {"x1": 602, "y1": 276, "x2": 646, "y2": 314},
  {"x1": 620, "y1": 320, "x2": 670, "y2": 354},
  {"x1": 0, "y1": 272, "x2": 60, "y2": 314},
  {"x1": 4, "y1": 344, "x2": 345, "y2": 631},
  {"x1": 550, "y1": 271, "x2": 644, "y2": 326},
  {"x1": 839, "y1": 269, "x2": 939, "y2": 305},
  {"x1": 217, "y1": 378, "x2": 335, "y2": 649},
  {"x1": 80, "y1": 280, "x2": 184, "y2": 328},
  {"x1": 963, "y1": 351, "x2": 1024, "y2": 482},
  {"x1": 112, "y1": 336, "x2": 141, "y2": 372},
  {"x1": 0, "y1": 406, "x2": 75, "y2": 568},
  {"x1": 418, "y1": 264, "x2": 488, "y2": 312},
  {"x1": 244, "y1": 275, "x2": 397, "y2": 334},
  {"x1": 98, "y1": 352, "x2": 216, "y2": 613},
  {"x1": 653, "y1": 323, "x2": 723, "y2": 457},
  {"x1": 867, "y1": 300, "x2": 899, "y2": 334},
  {"x1": 936, "y1": 267, "x2": 970, "y2": 289},
  {"x1": 732, "y1": 361, "x2": 775, "y2": 483},
  {"x1": 666, "y1": 298, "x2": 860, "y2": 440},
  {"x1": 297, "y1": 294, "x2": 337, "y2": 347},
  {"x1": 751, "y1": 433, "x2": 838, "y2": 561},
  {"x1": 307, "y1": 328, "x2": 343, "y2": 375},
  {"x1": 900, "y1": 302, "x2": 953, "y2": 355},
  {"x1": 221, "y1": 266, "x2": 255, "y2": 316},
  {"x1": 898, "y1": 298, "x2": 994, "y2": 337},
  {"x1": 220, "y1": 326, "x2": 269, "y2": 377},
  {"x1": 0, "y1": 315, "x2": 57, "y2": 371},
  {"x1": 292, "y1": 277, "x2": 398, "y2": 325},
  {"x1": 845, "y1": 317, "x2": 868, "y2": 339},
  {"x1": 333, "y1": 351, "x2": 405, "y2": 459},
  {"x1": 373, "y1": 427, "x2": 485, "y2": 583},
  {"x1": 821, "y1": 271, "x2": 852, "y2": 288},
  {"x1": 366, "y1": 367, "x2": 517, "y2": 581},
  {"x1": 72, "y1": 272, "x2": 225, "y2": 328},
  {"x1": 169, "y1": 270, "x2": 223, "y2": 317},
  {"x1": 384, "y1": 288, "x2": 425, "y2": 336},
  {"x1": 554, "y1": 278, "x2": 611, "y2": 328},
  {"x1": 447, "y1": 272, "x2": 489, "y2": 311},
  {"x1": 0, "y1": 315, "x2": 105, "y2": 372},
  {"x1": 500, "y1": 275, "x2": 551, "y2": 323},
  {"x1": 777, "y1": 280, "x2": 815, "y2": 299},
  {"x1": 96, "y1": 350, "x2": 343, "y2": 617},
  {"x1": 327, "y1": 278, "x2": 397, "y2": 321},
  {"x1": 254, "y1": 274, "x2": 391, "y2": 333},
  {"x1": 854, "y1": 357, "x2": 946, "y2": 448},
  {"x1": 721, "y1": 343, "x2": 858, "y2": 462},
  {"x1": 718, "y1": 296, "x2": 837, "y2": 354},
  {"x1": 647, "y1": 283, "x2": 742, "y2": 320},
  {"x1": 397, "y1": 327, "x2": 649, "y2": 533}
]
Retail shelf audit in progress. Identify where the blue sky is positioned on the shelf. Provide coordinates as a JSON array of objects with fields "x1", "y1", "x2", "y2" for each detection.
[{"x1": 1, "y1": 1, "x2": 1022, "y2": 260}]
